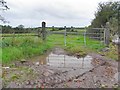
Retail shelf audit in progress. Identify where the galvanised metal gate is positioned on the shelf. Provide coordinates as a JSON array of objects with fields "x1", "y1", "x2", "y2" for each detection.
[{"x1": 46, "y1": 26, "x2": 105, "y2": 48}]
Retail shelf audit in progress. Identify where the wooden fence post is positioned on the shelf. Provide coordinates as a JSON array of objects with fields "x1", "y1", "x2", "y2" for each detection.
[
  {"x1": 52, "y1": 26, "x2": 54, "y2": 31},
  {"x1": 41, "y1": 21, "x2": 46, "y2": 41},
  {"x1": 38, "y1": 28, "x2": 41, "y2": 37},
  {"x1": 71, "y1": 26, "x2": 74, "y2": 32},
  {"x1": 104, "y1": 22, "x2": 110, "y2": 47}
]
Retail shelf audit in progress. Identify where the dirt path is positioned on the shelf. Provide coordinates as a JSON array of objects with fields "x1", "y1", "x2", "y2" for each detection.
[{"x1": 2, "y1": 47, "x2": 119, "y2": 88}]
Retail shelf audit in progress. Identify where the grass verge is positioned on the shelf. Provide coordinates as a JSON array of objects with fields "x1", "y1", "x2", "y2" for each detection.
[{"x1": 2, "y1": 36, "x2": 53, "y2": 64}]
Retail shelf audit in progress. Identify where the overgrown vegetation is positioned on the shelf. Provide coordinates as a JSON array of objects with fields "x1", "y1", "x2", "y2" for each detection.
[
  {"x1": 2, "y1": 36, "x2": 52, "y2": 64},
  {"x1": 89, "y1": 1, "x2": 119, "y2": 36}
]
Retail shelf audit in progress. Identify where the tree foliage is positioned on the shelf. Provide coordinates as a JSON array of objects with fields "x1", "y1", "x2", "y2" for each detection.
[
  {"x1": 90, "y1": 1, "x2": 119, "y2": 28},
  {"x1": 88, "y1": 1, "x2": 120, "y2": 38},
  {"x1": 0, "y1": 0, "x2": 9, "y2": 23},
  {"x1": 17, "y1": 25, "x2": 24, "y2": 29}
]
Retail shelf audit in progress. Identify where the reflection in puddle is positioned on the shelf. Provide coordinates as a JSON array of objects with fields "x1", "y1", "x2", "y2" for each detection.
[{"x1": 40, "y1": 52, "x2": 94, "y2": 68}]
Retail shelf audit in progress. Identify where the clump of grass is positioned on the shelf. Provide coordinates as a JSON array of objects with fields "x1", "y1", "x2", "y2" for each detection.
[
  {"x1": 10, "y1": 74, "x2": 20, "y2": 81},
  {"x1": 63, "y1": 43, "x2": 88, "y2": 57},
  {"x1": 102, "y1": 43, "x2": 118, "y2": 60}
]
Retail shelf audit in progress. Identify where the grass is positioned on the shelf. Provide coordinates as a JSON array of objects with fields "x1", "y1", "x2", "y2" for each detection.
[
  {"x1": 2, "y1": 36, "x2": 52, "y2": 64},
  {"x1": 47, "y1": 34, "x2": 105, "y2": 49},
  {"x1": 47, "y1": 34, "x2": 118, "y2": 60},
  {"x1": 98, "y1": 43, "x2": 118, "y2": 60},
  {"x1": 2, "y1": 33, "x2": 117, "y2": 64},
  {"x1": 1, "y1": 33, "x2": 36, "y2": 37}
]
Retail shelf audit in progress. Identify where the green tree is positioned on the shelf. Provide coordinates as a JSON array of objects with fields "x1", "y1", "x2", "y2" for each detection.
[
  {"x1": 90, "y1": 1, "x2": 119, "y2": 35},
  {"x1": 18, "y1": 24, "x2": 24, "y2": 29},
  {"x1": 16, "y1": 24, "x2": 25, "y2": 33},
  {"x1": 90, "y1": 1, "x2": 119, "y2": 27}
]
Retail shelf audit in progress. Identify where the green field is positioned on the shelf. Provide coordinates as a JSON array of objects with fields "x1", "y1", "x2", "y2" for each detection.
[{"x1": 1, "y1": 33, "x2": 118, "y2": 64}]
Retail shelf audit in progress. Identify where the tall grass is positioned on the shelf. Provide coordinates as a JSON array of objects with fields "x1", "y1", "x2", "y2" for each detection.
[
  {"x1": 2, "y1": 34, "x2": 106, "y2": 64},
  {"x1": 2, "y1": 36, "x2": 52, "y2": 64}
]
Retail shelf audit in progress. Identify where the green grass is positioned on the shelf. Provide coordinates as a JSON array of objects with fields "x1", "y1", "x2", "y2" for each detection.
[
  {"x1": 2, "y1": 36, "x2": 52, "y2": 64},
  {"x1": 1, "y1": 33, "x2": 108, "y2": 64},
  {"x1": 46, "y1": 34, "x2": 105, "y2": 55},
  {"x1": 1, "y1": 33, "x2": 36, "y2": 37},
  {"x1": 47, "y1": 34, "x2": 104, "y2": 49},
  {"x1": 47, "y1": 34, "x2": 118, "y2": 60}
]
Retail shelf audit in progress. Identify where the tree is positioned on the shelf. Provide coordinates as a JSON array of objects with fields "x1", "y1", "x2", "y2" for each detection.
[
  {"x1": 18, "y1": 24, "x2": 24, "y2": 29},
  {"x1": 90, "y1": 1, "x2": 119, "y2": 27},
  {"x1": 2, "y1": 25, "x2": 12, "y2": 33},
  {"x1": 16, "y1": 24, "x2": 25, "y2": 33},
  {"x1": 0, "y1": 0, "x2": 9, "y2": 23},
  {"x1": 89, "y1": 1, "x2": 119, "y2": 36}
]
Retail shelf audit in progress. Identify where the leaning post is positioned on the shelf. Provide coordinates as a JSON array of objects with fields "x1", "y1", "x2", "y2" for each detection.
[{"x1": 41, "y1": 21, "x2": 46, "y2": 41}]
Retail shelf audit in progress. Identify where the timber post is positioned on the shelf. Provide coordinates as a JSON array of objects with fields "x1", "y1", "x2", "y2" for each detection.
[{"x1": 41, "y1": 21, "x2": 46, "y2": 41}]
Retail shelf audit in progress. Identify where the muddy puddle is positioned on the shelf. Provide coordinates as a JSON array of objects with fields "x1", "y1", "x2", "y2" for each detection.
[
  {"x1": 35, "y1": 47, "x2": 93, "y2": 69},
  {"x1": 45, "y1": 53, "x2": 93, "y2": 69}
]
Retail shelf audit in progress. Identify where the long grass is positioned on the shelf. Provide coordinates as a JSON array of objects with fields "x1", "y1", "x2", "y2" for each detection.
[
  {"x1": 2, "y1": 34, "x2": 106, "y2": 64},
  {"x1": 2, "y1": 36, "x2": 52, "y2": 64}
]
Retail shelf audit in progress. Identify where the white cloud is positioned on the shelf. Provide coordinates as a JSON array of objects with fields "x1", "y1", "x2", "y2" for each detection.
[{"x1": 1, "y1": 0, "x2": 114, "y2": 27}]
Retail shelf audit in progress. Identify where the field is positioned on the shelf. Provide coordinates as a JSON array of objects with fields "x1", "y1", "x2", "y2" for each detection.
[{"x1": 1, "y1": 31, "x2": 118, "y2": 65}]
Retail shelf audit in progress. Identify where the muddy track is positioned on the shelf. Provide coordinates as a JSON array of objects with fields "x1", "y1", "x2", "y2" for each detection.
[
  {"x1": 19, "y1": 58, "x2": 111, "y2": 88},
  {"x1": 2, "y1": 48, "x2": 118, "y2": 88}
]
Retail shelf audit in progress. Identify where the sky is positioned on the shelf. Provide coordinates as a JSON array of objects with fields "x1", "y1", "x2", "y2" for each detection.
[{"x1": 0, "y1": 0, "x2": 118, "y2": 27}]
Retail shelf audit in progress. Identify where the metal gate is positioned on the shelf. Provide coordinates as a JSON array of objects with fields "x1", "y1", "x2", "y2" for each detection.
[{"x1": 46, "y1": 26, "x2": 106, "y2": 48}]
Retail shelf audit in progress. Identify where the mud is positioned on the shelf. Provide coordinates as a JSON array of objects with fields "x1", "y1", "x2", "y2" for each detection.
[{"x1": 2, "y1": 47, "x2": 119, "y2": 88}]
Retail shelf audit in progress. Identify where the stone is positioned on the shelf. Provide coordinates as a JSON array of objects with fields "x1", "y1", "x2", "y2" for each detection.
[
  {"x1": 2, "y1": 67, "x2": 10, "y2": 69},
  {"x1": 43, "y1": 72, "x2": 50, "y2": 76},
  {"x1": 47, "y1": 69, "x2": 54, "y2": 74},
  {"x1": 35, "y1": 62, "x2": 39, "y2": 66},
  {"x1": 26, "y1": 80, "x2": 30, "y2": 85},
  {"x1": 101, "y1": 47, "x2": 110, "y2": 52},
  {"x1": 112, "y1": 35, "x2": 119, "y2": 44},
  {"x1": 20, "y1": 59, "x2": 27, "y2": 63}
]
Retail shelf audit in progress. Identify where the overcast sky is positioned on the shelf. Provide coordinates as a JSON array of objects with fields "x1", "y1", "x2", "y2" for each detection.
[{"x1": 0, "y1": 0, "x2": 117, "y2": 27}]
